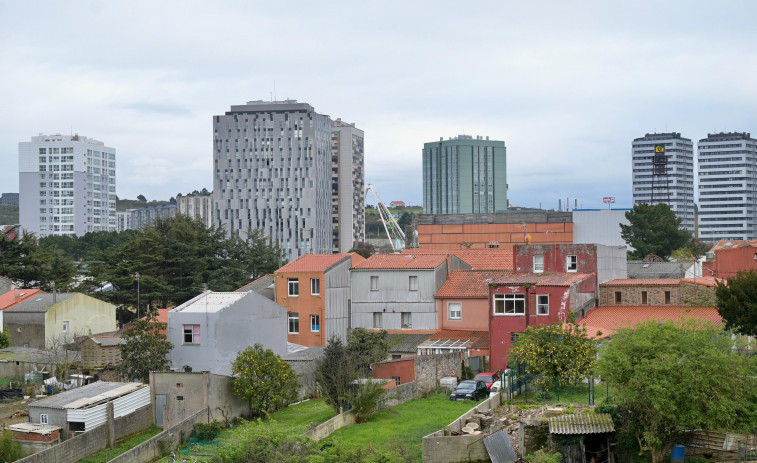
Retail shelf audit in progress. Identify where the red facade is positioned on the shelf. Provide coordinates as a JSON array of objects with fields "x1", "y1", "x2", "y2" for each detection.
[
  {"x1": 514, "y1": 244, "x2": 599, "y2": 276},
  {"x1": 702, "y1": 245, "x2": 757, "y2": 279}
]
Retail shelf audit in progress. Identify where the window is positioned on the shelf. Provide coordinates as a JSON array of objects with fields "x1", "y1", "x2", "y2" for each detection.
[
  {"x1": 533, "y1": 255, "x2": 544, "y2": 273},
  {"x1": 566, "y1": 255, "x2": 577, "y2": 272},
  {"x1": 664, "y1": 291, "x2": 671, "y2": 304},
  {"x1": 288, "y1": 278, "x2": 299, "y2": 296},
  {"x1": 401, "y1": 312, "x2": 412, "y2": 328},
  {"x1": 493, "y1": 294, "x2": 526, "y2": 315},
  {"x1": 615, "y1": 292, "x2": 622, "y2": 304},
  {"x1": 310, "y1": 314, "x2": 320, "y2": 332},
  {"x1": 183, "y1": 324, "x2": 200, "y2": 344},
  {"x1": 409, "y1": 275, "x2": 418, "y2": 291},
  {"x1": 537, "y1": 295, "x2": 549, "y2": 315},
  {"x1": 392, "y1": 376, "x2": 401, "y2": 386},
  {"x1": 62, "y1": 321, "x2": 69, "y2": 332},
  {"x1": 310, "y1": 278, "x2": 320, "y2": 295},
  {"x1": 641, "y1": 291, "x2": 648, "y2": 305},
  {"x1": 373, "y1": 312, "x2": 382, "y2": 328},
  {"x1": 288, "y1": 313, "x2": 299, "y2": 333},
  {"x1": 448, "y1": 302, "x2": 462, "y2": 320},
  {"x1": 40, "y1": 414, "x2": 48, "y2": 425},
  {"x1": 370, "y1": 276, "x2": 379, "y2": 291}
]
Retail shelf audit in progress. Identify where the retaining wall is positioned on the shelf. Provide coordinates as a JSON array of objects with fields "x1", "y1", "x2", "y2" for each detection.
[
  {"x1": 114, "y1": 404, "x2": 153, "y2": 441},
  {"x1": 303, "y1": 410, "x2": 356, "y2": 441}
]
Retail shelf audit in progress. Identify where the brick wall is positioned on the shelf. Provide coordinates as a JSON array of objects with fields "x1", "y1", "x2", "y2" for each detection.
[
  {"x1": 114, "y1": 404, "x2": 153, "y2": 440},
  {"x1": 14, "y1": 423, "x2": 108, "y2": 463},
  {"x1": 413, "y1": 352, "x2": 461, "y2": 392},
  {"x1": 599, "y1": 285, "x2": 679, "y2": 306}
]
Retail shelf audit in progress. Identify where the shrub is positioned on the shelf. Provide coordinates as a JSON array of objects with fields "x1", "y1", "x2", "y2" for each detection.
[
  {"x1": 348, "y1": 381, "x2": 386, "y2": 423},
  {"x1": 524, "y1": 449, "x2": 562, "y2": 463},
  {"x1": 194, "y1": 421, "x2": 223, "y2": 441}
]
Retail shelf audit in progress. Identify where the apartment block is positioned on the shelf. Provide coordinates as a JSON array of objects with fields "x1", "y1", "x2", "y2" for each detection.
[
  {"x1": 631, "y1": 132, "x2": 695, "y2": 233},
  {"x1": 19, "y1": 134, "x2": 116, "y2": 237},
  {"x1": 698, "y1": 132, "x2": 757, "y2": 240},
  {"x1": 176, "y1": 192, "x2": 213, "y2": 228},
  {"x1": 331, "y1": 119, "x2": 365, "y2": 252}
]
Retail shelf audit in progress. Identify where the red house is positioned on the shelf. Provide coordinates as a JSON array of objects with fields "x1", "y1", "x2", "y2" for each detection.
[
  {"x1": 513, "y1": 243, "x2": 626, "y2": 288},
  {"x1": 488, "y1": 273, "x2": 595, "y2": 371},
  {"x1": 703, "y1": 242, "x2": 757, "y2": 278}
]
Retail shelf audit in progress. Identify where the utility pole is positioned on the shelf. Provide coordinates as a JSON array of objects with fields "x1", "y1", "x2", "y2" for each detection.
[{"x1": 134, "y1": 273, "x2": 141, "y2": 319}]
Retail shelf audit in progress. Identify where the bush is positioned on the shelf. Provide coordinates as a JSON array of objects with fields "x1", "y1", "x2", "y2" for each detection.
[
  {"x1": 348, "y1": 381, "x2": 386, "y2": 423},
  {"x1": 194, "y1": 421, "x2": 223, "y2": 441},
  {"x1": 524, "y1": 449, "x2": 562, "y2": 463},
  {"x1": 0, "y1": 431, "x2": 22, "y2": 462}
]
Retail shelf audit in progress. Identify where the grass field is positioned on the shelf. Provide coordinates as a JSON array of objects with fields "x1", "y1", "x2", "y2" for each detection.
[
  {"x1": 508, "y1": 381, "x2": 611, "y2": 405},
  {"x1": 77, "y1": 426, "x2": 161, "y2": 463},
  {"x1": 324, "y1": 393, "x2": 481, "y2": 462},
  {"x1": 263, "y1": 397, "x2": 335, "y2": 433}
]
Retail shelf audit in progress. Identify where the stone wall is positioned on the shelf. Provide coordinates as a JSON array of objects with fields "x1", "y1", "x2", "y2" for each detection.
[
  {"x1": 14, "y1": 422, "x2": 108, "y2": 463},
  {"x1": 421, "y1": 392, "x2": 502, "y2": 463},
  {"x1": 381, "y1": 381, "x2": 417, "y2": 407},
  {"x1": 599, "y1": 285, "x2": 680, "y2": 306},
  {"x1": 680, "y1": 282, "x2": 717, "y2": 306},
  {"x1": 107, "y1": 408, "x2": 208, "y2": 463},
  {"x1": 414, "y1": 352, "x2": 461, "y2": 392},
  {"x1": 114, "y1": 404, "x2": 153, "y2": 440}
]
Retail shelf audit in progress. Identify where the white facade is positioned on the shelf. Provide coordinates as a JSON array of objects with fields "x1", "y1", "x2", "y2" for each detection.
[
  {"x1": 572, "y1": 209, "x2": 631, "y2": 248},
  {"x1": 698, "y1": 132, "x2": 757, "y2": 241},
  {"x1": 176, "y1": 193, "x2": 213, "y2": 228},
  {"x1": 631, "y1": 132, "x2": 695, "y2": 233},
  {"x1": 19, "y1": 133, "x2": 116, "y2": 237}
]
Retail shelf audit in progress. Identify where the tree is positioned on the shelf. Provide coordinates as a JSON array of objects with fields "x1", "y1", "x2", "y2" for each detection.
[
  {"x1": 348, "y1": 242, "x2": 375, "y2": 259},
  {"x1": 671, "y1": 238, "x2": 710, "y2": 262},
  {"x1": 716, "y1": 270, "x2": 757, "y2": 336},
  {"x1": 0, "y1": 331, "x2": 9, "y2": 349},
  {"x1": 0, "y1": 229, "x2": 77, "y2": 290},
  {"x1": 620, "y1": 203, "x2": 691, "y2": 260},
  {"x1": 118, "y1": 311, "x2": 172, "y2": 382},
  {"x1": 511, "y1": 323, "x2": 596, "y2": 390},
  {"x1": 137, "y1": 194, "x2": 147, "y2": 202},
  {"x1": 347, "y1": 328, "x2": 389, "y2": 377},
  {"x1": 45, "y1": 332, "x2": 84, "y2": 381},
  {"x1": 598, "y1": 319, "x2": 757, "y2": 463},
  {"x1": 316, "y1": 337, "x2": 355, "y2": 414},
  {"x1": 231, "y1": 344, "x2": 298, "y2": 417}
]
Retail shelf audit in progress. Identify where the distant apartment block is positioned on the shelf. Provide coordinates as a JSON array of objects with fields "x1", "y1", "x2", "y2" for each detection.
[
  {"x1": 116, "y1": 204, "x2": 176, "y2": 231},
  {"x1": 631, "y1": 132, "x2": 695, "y2": 233},
  {"x1": 331, "y1": 119, "x2": 365, "y2": 252},
  {"x1": 213, "y1": 100, "x2": 337, "y2": 261},
  {"x1": 422, "y1": 135, "x2": 507, "y2": 214},
  {"x1": 19, "y1": 134, "x2": 116, "y2": 237},
  {"x1": 176, "y1": 192, "x2": 213, "y2": 228},
  {"x1": 0, "y1": 193, "x2": 19, "y2": 206},
  {"x1": 698, "y1": 132, "x2": 757, "y2": 241}
]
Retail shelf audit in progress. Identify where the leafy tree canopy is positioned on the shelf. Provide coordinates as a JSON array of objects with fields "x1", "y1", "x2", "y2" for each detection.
[
  {"x1": 347, "y1": 328, "x2": 389, "y2": 377},
  {"x1": 620, "y1": 203, "x2": 691, "y2": 260},
  {"x1": 231, "y1": 344, "x2": 298, "y2": 417},
  {"x1": 511, "y1": 323, "x2": 596, "y2": 389},
  {"x1": 671, "y1": 238, "x2": 711, "y2": 262},
  {"x1": 598, "y1": 319, "x2": 757, "y2": 463},
  {"x1": 0, "y1": 331, "x2": 10, "y2": 349},
  {"x1": 0, "y1": 228, "x2": 77, "y2": 291},
  {"x1": 716, "y1": 270, "x2": 757, "y2": 336},
  {"x1": 117, "y1": 311, "x2": 173, "y2": 382},
  {"x1": 316, "y1": 337, "x2": 355, "y2": 415}
]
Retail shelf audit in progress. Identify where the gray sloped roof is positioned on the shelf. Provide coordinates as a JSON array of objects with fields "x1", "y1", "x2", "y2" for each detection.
[
  {"x1": 627, "y1": 261, "x2": 690, "y2": 279},
  {"x1": 282, "y1": 346, "x2": 325, "y2": 361},
  {"x1": 30, "y1": 381, "x2": 140, "y2": 410},
  {"x1": 235, "y1": 275, "x2": 275, "y2": 301},
  {"x1": 387, "y1": 333, "x2": 433, "y2": 353},
  {"x1": 5, "y1": 293, "x2": 75, "y2": 312},
  {"x1": 549, "y1": 413, "x2": 615, "y2": 435}
]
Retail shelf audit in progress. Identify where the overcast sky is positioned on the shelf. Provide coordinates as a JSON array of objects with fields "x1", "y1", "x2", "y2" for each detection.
[{"x1": 2, "y1": 1, "x2": 757, "y2": 209}]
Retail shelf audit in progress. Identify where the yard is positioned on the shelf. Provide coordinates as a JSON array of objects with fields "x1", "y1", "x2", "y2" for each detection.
[
  {"x1": 77, "y1": 426, "x2": 161, "y2": 463},
  {"x1": 507, "y1": 380, "x2": 612, "y2": 405},
  {"x1": 324, "y1": 393, "x2": 482, "y2": 462}
]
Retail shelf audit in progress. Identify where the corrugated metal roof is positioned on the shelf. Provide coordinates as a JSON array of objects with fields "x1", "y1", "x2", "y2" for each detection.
[
  {"x1": 235, "y1": 274, "x2": 274, "y2": 293},
  {"x1": 283, "y1": 346, "x2": 325, "y2": 361},
  {"x1": 549, "y1": 413, "x2": 615, "y2": 435},
  {"x1": 387, "y1": 333, "x2": 433, "y2": 353},
  {"x1": 483, "y1": 429, "x2": 518, "y2": 463},
  {"x1": 31, "y1": 382, "x2": 144, "y2": 410}
]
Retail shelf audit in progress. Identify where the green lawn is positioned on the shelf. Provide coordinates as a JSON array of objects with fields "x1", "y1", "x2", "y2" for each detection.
[
  {"x1": 264, "y1": 397, "x2": 335, "y2": 433},
  {"x1": 78, "y1": 426, "x2": 161, "y2": 463},
  {"x1": 508, "y1": 381, "x2": 611, "y2": 405},
  {"x1": 324, "y1": 393, "x2": 481, "y2": 462}
]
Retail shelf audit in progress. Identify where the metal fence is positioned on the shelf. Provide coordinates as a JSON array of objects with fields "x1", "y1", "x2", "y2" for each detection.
[{"x1": 500, "y1": 365, "x2": 610, "y2": 405}]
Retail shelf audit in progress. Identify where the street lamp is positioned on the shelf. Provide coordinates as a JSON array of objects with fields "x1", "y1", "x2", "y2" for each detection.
[{"x1": 134, "y1": 273, "x2": 140, "y2": 319}]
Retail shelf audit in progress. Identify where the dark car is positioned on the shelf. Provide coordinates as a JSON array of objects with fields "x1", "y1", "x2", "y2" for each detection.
[
  {"x1": 449, "y1": 380, "x2": 488, "y2": 401},
  {"x1": 473, "y1": 372, "x2": 501, "y2": 391}
]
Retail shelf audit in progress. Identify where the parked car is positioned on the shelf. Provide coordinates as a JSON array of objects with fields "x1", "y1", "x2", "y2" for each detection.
[
  {"x1": 449, "y1": 380, "x2": 488, "y2": 401},
  {"x1": 473, "y1": 372, "x2": 501, "y2": 390}
]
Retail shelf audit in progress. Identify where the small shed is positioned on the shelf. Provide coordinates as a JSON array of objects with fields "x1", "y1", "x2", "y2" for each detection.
[
  {"x1": 548, "y1": 413, "x2": 615, "y2": 463},
  {"x1": 9, "y1": 422, "x2": 61, "y2": 454}
]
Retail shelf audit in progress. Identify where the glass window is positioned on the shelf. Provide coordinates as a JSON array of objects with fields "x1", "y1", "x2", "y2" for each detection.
[
  {"x1": 615, "y1": 292, "x2": 622, "y2": 304},
  {"x1": 310, "y1": 278, "x2": 320, "y2": 295},
  {"x1": 493, "y1": 294, "x2": 526, "y2": 315},
  {"x1": 533, "y1": 255, "x2": 544, "y2": 273},
  {"x1": 401, "y1": 312, "x2": 411, "y2": 328},
  {"x1": 448, "y1": 302, "x2": 462, "y2": 320},
  {"x1": 537, "y1": 295, "x2": 549, "y2": 315},
  {"x1": 664, "y1": 291, "x2": 671, "y2": 304},
  {"x1": 370, "y1": 276, "x2": 379, "y2": 291},
  {"x1": 409, "y1": 275, "x2": 418, "y2": 291},
  {"x1": 310, "y1": 314, "x2": 319, "y2": 332},
  {"x1": 288, "y1": 278, "x2": 299, "y2": 296},
  {"x1": 62, "y1": 321, "x2": 69, "y2": 332},
  {"x1": 183, "y1": 324, "x2": 200, "y2": 344},
  {"x1": 373, "y1": 312, "x2": 382, "y2": 328},
  {"x1": 40, "y1": 414, "x2": 48, "y2": 424},
  {"x1": 288, "y1": 313, "x2": 299, "y2": 334},
  {"x1": 566, "y1": 255, "x2": 577, "y2": 272},
  {"x1": 641, "y1": 291, "x2": 648, "y2": 305}
]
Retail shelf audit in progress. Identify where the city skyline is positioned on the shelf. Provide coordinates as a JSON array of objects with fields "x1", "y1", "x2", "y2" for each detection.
[{"x1": 3, "y1": 2, "x2": 757, "y2": 209}]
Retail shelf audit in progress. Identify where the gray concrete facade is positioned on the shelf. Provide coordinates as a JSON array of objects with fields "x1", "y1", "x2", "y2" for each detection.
[
  {"x1": 331, "y1": 119, "x2": 365, "y2": 252},
  {"x1": 324, "y1": 257, "x2": 352, "y2": 343},
  {"x1": 213, "y1": 100, "x2": 333, "y2": 261},
  {"x1": 19, "y1": 133, "x2": 116, "y2": 237},
  {"x1": 167, "y1": 290, "x2": 287, "y2": 376}
]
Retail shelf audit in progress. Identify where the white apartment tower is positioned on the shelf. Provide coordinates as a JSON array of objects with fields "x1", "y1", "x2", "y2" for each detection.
[
  {"x1": 631, "y1": 132, "x2": 695, "y2": 233},
  {"x1": 213, "y1": 100, "x2": 334, "y2": 261},
  {"x1": 331, "y1": 119, "x2": 365, "y2": 252},
  {"x1": 698, "y1": 132, "x2": 757, "y2": 241},
  {"x1": 19, "y1": 134, "x2": 116, "y2": 237}
]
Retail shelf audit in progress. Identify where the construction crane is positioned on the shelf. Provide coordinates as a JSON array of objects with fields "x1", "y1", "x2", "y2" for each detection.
[{"x1": 366, "y1": 183, "x2": 405, "y2": 252}]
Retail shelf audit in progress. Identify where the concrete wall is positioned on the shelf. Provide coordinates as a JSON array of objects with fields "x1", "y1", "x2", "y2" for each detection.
[
  {"x1": 45, "y1": 294, "x2": 117, "y2": 347},
  {"x1": 573, "y1": 209, "x2": 631, "y2": 248},
  {"x1": 6, "y1": 318, "x2": 45, "y2": 349},
  {"x1": 168, "y1": 291, "x2": 287, "y2": 376},
  {"x1": 14, "y1": 421, "x2": 108, "y2": 463},
  {"x1": 107, "y1": 408, "x2": 208, "y2": 463},
  {"x1": 303, "y1": 409, "x2": 356, "y2": 441},
  {"x1": 287, "y1": 359, "x2": 319, "y2": 399},
  {"x1": 114, "y1": 404, "x2": 153, "y2": 440},
  {"x1": 596, "y1": 245, "x2": 628, "y2": 284},
  {"x1": 437, "y1": 297, "x2": 489, "y2": 331}
]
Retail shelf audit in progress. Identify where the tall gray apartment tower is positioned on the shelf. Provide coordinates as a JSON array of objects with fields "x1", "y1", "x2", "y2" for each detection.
[
  {"x1": 697, "y1": 132, "x2": 757, "y2": 241},
  {"x1": 631, "y1": 132, "x2": 695, "y2": 233},
  {"x1": 331, "y1": 119, "x2": 365, "y2": 252},
  {"x1": 19, "y1": 133, "x2": 117, "y2": 237},
  {"x1": 213, "y1": 100, "x2": 364, "y2": 260}
]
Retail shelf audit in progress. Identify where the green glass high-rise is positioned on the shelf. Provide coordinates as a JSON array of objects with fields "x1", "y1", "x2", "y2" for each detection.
[{"x1": 422, "y1": 135, "x2": 507, "y2": 214}]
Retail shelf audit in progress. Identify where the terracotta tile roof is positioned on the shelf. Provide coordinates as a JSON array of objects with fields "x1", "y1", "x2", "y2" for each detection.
[
  {"x1": 276, "y1": 253, "x2": 357, "y2": 273},
  {"x1": 353, "y1": 254, "x2": 449, "y2": 270},
  {"x1": 577, "y1": 305, "x2": 723, "y2": 338},
  {"x1": 601, "y1": 278, "x2": 681, "y2": 287},
  {"x1": 491, "y1": 273, "x2": 592, "y2": 287},
  {"x1": 680, "y1": 277, "x2": 723, "y2": 287},
  {"x1": 401, "y1": 248, "x2": 513, "y2": 271},
  {"x1": 436, "y1": 270, "x2": 513, "y2": 298},
  {"x1": 708, "y1": 239, "x2": 757, "y2": 254},
  {"x1": 0, "y1": 289, "x2": 44, "y2": 311},
  {"x1": 419, "y1": 330, "x2": 489, "y2": 349}
]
